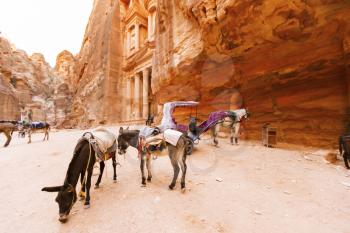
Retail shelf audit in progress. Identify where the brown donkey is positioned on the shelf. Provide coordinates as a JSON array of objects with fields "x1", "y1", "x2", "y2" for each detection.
[{"x1": 0, "y1": 122, "x2": 16, "y2": 147}]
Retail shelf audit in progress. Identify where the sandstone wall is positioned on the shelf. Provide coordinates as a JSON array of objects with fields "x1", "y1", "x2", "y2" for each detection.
[
  {"x1": 66, "y1": 0, "x2": 123, "y2": 128},
  {"x1": 0, "y1": 74, "x2": 20, "y2": 120},
  {"x1": 0, "y1": 37, "x2": 72, "y2": 124},
  {"x1": 152, "y1": 0, "x2": 350, "y2": 148},
  {"x1": 55, "y1": 50, "x2": 76, "y2": 85}
]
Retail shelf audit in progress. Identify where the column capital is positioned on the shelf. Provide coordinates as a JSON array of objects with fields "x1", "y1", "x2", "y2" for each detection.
[{"x1": 135, "y1": 72, "x2": 141, "y2": 78}]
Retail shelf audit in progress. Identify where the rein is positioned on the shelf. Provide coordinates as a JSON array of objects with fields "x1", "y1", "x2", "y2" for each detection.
[{"x1": 81, "y1": 141, "x2": 93, "y2": 186}]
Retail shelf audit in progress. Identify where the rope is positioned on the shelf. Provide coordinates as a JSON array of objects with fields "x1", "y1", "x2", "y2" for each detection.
[{"x1": 81, "y1": 141, "x2": 93, "y2": 190}]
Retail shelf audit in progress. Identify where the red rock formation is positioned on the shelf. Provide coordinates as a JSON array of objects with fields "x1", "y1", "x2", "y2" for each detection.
[
  {"x1": 151, "y1": 0, "x2": 350, "y2": 148},
  {"x1": 55, "y1": 50, "x2": 76, "y2": 85},
  {"x1": 66, "y1": 0, "x2": 123, "y2": 128},
  {"x1": 0, "y1": 37, "x2": 72, "y2": 124},
  {"x1": 67, "y1": 0, "x2": 348, "y2": 148},
  {"x1": 0, "y1": 74, "x2": 20, "y2": 120}
]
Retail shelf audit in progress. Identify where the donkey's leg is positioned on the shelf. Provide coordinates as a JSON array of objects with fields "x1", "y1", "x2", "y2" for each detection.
[
  {"x1": 230, "y1": 124, "x2": 235, "y2": 145},
  {"x1": 28, "y1": 129, "x2": 32, "y2": 144},
  {"x1": 112, "y1": 154, "x2": 117, "y2": 182},
  {"x1": 210, "y1": 124, "x2": 219, "y2": 146},
  {"x1": 140, "y1": 154, "x2": 146, "y2": 186},
  {"x1": 79, "y1": 170, "x2": 86, "y2": 200},
  {"x1": 84, "y1": 169, "x2": 93, "y2": 208},
  {"x1": 146, "y1": 154, "x2": 152, "y2": 182},
  {"x1": 44, "y1": 129, "x2": 48, "y2": 141},
  {"x1": 4, "y1": 131, "x2": 11, "y2": 147},
  {"x1": 95, "y1": 161, "x2": 105, "y2": 188},
  {"x1": 234, "y1": 122, "x2": 240, "y2": 144},
  {"x1": 343, "y1": 153, "x2": 350, "y2": 169},
  {"x1": 168, "y1": 145, "x2": 180, "y2": 190},
  {"x1": 179, "y1": 148, "x2": 187, "y2": 191}
]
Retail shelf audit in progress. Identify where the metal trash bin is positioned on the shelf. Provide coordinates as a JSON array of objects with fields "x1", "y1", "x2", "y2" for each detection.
[{"x1": 262, "y1": 124, "x2": 277, "y2": 147}]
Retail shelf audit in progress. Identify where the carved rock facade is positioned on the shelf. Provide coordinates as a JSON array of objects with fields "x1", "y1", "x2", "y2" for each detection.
[{"x1": 69, "y1": 0, "x2": 350, "y2": 148}]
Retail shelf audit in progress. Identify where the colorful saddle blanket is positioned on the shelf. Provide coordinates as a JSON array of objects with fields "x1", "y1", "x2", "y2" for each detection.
[
  {"x1": 197, "y1": 111, "x2": 235, "y2": 133},
  {"x1": 30, "y1": 122, "x2": 48, "y2": 129}
]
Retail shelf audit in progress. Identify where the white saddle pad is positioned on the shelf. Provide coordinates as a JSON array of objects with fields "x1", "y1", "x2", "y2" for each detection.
[
  {"x1": 139, "y1": 126, "x2": 156, "y2": 138},
  {"x1": 163, "y1": 129, "x2": 182, "y2": 146},
  {"x1": 92, "y1": 127, "x2": 117, "y2": 153}
]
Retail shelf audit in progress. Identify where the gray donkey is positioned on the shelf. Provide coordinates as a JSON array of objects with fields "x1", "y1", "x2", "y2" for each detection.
[{"x1": 117, "y1": 127, "x2": 188, "y2": 192}]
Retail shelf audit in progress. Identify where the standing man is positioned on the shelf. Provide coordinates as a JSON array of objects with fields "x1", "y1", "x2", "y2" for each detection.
[{"x1": 27, "y1": 109, "x2": 33, "y2": 123}]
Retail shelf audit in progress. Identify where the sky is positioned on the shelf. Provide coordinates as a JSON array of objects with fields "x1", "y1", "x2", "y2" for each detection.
[{"x1": 0, "y1": 0, "x2": 94, "y2": 66}]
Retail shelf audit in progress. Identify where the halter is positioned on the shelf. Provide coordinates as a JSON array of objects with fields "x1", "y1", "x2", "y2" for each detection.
[{"x1": 66, "y1": 183, "x2": 76, "y2": 213}]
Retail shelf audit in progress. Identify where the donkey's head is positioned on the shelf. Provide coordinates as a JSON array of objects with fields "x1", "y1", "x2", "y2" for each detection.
[
  {"x1": 243, "y1": 108, "x2": 251, "y2": 120},
  {"x1": 117, "y1": 127, "x2": 129, "y2": 155},
  {"x1": 42, "y1": 183, "x2": 77, "y2": 223}
]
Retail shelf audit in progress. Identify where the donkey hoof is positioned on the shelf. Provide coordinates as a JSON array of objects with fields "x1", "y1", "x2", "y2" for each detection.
[
  {"x1": 181, "y1": 188, "x2": 186, "y2": 193},
  {"x1": 94, "y1": 185, "x2": 99, "y2": 189},
  {"x1": 84, "y1": 204, "x2": 90, "y2": 209},
  {"x1": 168, "y1": 185, "x2": 175, "y2": 190},
  {"x1": 113, "y1": 179, "x2": 117, "y2": 183},
  {"x1": 141, "y1": 184, "x2": 147, "y2": 187},
  {"x1": 147, "y1": 177, "x2": 152, "y2": 182}
]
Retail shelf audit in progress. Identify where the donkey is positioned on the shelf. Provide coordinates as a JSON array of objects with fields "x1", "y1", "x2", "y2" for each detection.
[
  {"x1": 0, "y1": 122, "x2": 16, "y2": 147},
  {"x1": 42, "y1": 136, "x2": 118, "y2": 223},
  {"x1": 211, "y1": 108, "x2": 250, "y2": 146},
  {"x1": 117, "y1": 127, "x2": 188, "y2": 191},
  {"x1": 25, "y1": 122, "x2": 50, "y2": 143},
  {"x1": 339, "y1": 134, "x2": 350, "y2": 169}
]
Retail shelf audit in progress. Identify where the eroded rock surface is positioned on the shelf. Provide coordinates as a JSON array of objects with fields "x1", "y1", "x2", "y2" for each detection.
[
  {"x1": 0, "y1": 37, "x2": 72, "y2": 124},
  {"x1": 65, "y1": 0, "x2": 123, "y2": 128},
  {"x1": 64, "y1": 0, "x2": 349, "y2": 147},
  {"x1": 151, "y1": 0, "x2": 350, "y2": 148}
]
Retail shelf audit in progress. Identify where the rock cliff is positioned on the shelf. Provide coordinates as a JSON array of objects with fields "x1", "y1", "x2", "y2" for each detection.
[
  {"x1": 65, "y1": 0, "x2": 350, "y2": 148},
  {"x1": 0, "y1": 37, "x2": 72, "y2": 124},
  {"x1": 151, "y1": 0, "x2": 350, "y2": 148},
  {"x1": 65, "y1": 0, "x2": 123, "y2": 128}
]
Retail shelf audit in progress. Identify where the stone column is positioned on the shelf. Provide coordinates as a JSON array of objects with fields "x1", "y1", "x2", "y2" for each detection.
[
  {"x1": 126, "y1": 29, "x2": 131, "y2": 56},
  {"x1": 126, "y1": 78, "x2": 131, "y2": 120},
  {"x1": 152, "y1": 13, "x2": 156, "y2": 37},
  {"x1": 148, "y1": 15, "x2": 152, "y2": 41},
  {"x1": 142, "y1": 69, "x2": 150, "y2": 119},
  {"x1": 134, "y1": 73, "x2": 141, "y2": 119},
  {"x1": 135, "y1": 22, "x2": 140, "y2": 51}
]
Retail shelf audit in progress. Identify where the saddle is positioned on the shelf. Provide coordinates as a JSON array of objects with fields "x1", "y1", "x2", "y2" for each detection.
[
  {"x1": 81, "y1": 127, "x2": 117, "y2": 161},
  {"x1": 138, "y1": 127, "x2": 183, "y2": 157}
]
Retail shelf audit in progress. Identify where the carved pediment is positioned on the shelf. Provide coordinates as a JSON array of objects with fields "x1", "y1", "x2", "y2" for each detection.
[{"x1": 124, "y1": 0, "x2": 148, "y2": 25}]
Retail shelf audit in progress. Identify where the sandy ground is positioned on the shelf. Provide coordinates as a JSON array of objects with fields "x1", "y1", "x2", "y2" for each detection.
[{"x1": 0, "y1": 127, "x2": 349, "y2": 233}]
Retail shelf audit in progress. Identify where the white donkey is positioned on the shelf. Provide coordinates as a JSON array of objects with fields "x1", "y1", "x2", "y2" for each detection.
[{"x1": 211, "y1": 108, "x2": 250, "y2": 146}]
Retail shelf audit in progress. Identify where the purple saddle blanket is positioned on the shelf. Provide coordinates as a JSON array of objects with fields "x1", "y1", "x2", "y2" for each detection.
[{"x1": 197, "y1": 111, "x2": 232, "y2": 133}]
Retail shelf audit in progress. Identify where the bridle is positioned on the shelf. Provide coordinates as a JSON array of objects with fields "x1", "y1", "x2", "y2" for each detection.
[{"x1": 66, "y1": 183, "x2": 76, "y2": 214}]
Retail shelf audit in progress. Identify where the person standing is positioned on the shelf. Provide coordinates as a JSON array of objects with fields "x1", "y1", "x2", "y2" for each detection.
[{"x1": 27, "y1": 109, "x2": 33, "y2": 123}]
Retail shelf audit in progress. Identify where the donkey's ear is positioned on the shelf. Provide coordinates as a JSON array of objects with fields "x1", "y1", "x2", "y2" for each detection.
[
  {"x1": 42, "y1": 186, "x2": 62, "y2": 192},
  {"x1": 119, "y1": 127, "x2": 123, "y2": 134}
]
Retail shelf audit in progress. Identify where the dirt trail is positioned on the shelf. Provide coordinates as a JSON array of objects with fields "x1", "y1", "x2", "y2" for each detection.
[{"x1": 0, "y1": 127, "x2": 349, "y2": 233}]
